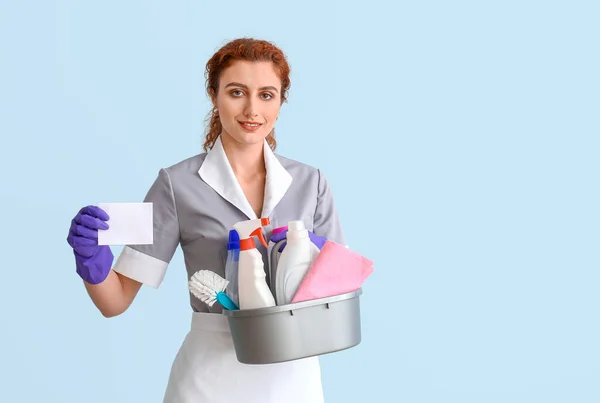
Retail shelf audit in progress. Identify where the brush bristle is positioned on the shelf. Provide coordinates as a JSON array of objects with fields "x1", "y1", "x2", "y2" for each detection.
[
  {"x1": 189, "y1": 282, "x2": 216, "y2": 306},
  {"x1": 188, "y1": 270, "x2": 230, "y2": 307}
]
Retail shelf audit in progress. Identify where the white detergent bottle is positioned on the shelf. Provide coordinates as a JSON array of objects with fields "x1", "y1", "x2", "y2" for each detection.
[
  {"x1": 274, "y1": 220, "x2": 320, "y2": 305},
  {"x1": 238, "y1": 227, "x2": 276, "y2": 309}
]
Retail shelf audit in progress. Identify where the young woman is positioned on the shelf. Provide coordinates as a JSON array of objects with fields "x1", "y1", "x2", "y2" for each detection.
[{"x1": 66, "y1": 38, "x2": 346, "y2": 402}]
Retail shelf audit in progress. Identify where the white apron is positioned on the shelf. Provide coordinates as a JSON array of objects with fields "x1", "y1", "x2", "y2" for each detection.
[{"x1": 162, "y1": 312, "x2": 325, "y2": 403}]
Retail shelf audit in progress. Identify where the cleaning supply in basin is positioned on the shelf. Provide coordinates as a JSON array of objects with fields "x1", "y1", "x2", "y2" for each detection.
[
  {"x1": 234, "y1": 217, "x2": 271, "y2": 240},
  {"x1": 270, "y1": 227, "x2": 328, "y2": 251},
  {"x1": 238, "y1": 226, "x2": 276, "y2": 310},
  {"x1": 268, "y1": 225, "x2": 288, "y2": 254},
  {"x1": 291, "y1": 240, "x2": 374, "y2": 303},
  {"x1": 189, "y1": 270, "x2": 239, "y2": 310},
  {"x1": 267, "y1": 225, "x2": 287, "y2": 289},
  {"x1": 224, "y1": 229, "x2": 241, "y2": 306},
  {"x1": 269, "y1": 237, "x2": 288, "y2": 303},
  {"x1": 274, "y1": 220, "x2": 320, "y2": 305}
]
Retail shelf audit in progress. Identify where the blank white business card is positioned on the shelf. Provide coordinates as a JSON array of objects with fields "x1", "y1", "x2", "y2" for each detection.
[{"x1": 97, "y1": 202, "x2": 153, "y2": 245}]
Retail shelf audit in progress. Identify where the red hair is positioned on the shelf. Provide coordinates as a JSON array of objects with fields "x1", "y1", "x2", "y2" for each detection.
[{"x1": 203, "y1": 38, "x2": 291, "y2": 152}]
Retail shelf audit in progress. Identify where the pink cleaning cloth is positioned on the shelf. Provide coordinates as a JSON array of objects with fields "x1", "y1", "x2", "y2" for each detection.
[{"x1": 291, "y1": 240, "x2": 374, "y2": 303}]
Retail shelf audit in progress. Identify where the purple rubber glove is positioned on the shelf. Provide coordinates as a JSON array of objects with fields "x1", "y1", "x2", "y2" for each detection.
[
  {"x1": 66, "y1": 205, "x2": 114, "y2": 285},
  {"x1": 270, "y1": 229, "x2": 327, "y2": 252}
]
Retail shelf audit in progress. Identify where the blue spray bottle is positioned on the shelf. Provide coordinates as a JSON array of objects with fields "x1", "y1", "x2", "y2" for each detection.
[{"x1": 225, "y1": 229, "x2": 241, "y2": 306}]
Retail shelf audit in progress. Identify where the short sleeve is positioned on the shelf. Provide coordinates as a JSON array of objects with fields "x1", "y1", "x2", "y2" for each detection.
[
  {"x1": 313, "y1": 169, "x2": 346, "y2": 246},
  {"x1": 112, "y1": 168, "x2": 180, "y2": 288}
]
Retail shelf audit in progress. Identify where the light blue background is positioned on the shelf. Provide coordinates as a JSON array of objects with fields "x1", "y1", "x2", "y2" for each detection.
[{"x1": 1, "y1": 1, "x2": 598, "y2": 402}]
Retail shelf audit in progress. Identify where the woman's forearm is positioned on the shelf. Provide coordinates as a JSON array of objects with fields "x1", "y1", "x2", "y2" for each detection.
[{"x1": 83, "y1": 270, "x2": 142, "y2": 317}]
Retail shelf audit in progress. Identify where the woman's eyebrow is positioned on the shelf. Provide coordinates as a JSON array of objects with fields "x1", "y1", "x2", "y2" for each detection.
[{"x1": 224, "y1": 82, "x2": 279, "y2": 93}]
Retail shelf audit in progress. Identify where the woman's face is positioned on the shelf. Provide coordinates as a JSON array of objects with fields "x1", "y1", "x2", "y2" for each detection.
[{"x1": 214, "y1": 60, "x2": 282, "y2": 148}]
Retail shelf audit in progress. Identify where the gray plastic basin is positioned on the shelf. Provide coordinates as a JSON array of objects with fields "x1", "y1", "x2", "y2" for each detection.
[{"x1": 222, "y1": 289, "x2": 362, "y2": 365}]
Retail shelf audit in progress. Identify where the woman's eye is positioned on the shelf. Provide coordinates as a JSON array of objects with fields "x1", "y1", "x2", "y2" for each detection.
[
  {"x1": 231, "y1": 90, "x2": 243, "y2": 97},
  {"x1": 262, "y1": 93, "x2": 273, "y2": 100}
]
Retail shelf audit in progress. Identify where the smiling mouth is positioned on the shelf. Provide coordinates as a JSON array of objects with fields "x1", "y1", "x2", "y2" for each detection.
[{"x1": 238, "y1": 121, "x2": 263, "y2": 131}]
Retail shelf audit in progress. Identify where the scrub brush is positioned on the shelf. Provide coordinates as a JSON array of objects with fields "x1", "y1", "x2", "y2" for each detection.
[{"x1": 188, "y1": 270, "x2": 239, "y2": 310}]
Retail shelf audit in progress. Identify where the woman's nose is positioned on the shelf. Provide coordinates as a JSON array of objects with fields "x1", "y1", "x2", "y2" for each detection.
[{"x1": 243, "y1": 100, "x2": 258, "y2": 118}]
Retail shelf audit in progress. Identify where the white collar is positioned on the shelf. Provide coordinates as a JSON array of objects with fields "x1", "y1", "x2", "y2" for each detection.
[{"x1": 198, "y1": 135, "x2": 292, "y2": 220}]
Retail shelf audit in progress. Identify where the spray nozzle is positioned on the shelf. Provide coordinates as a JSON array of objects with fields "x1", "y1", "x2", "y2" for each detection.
[
  {"x1": 250, "y1": 227, "x2": 268, "y2": 248},
  {"x1": 233, "y1": 217, "x2": 271, "y2": 249}
]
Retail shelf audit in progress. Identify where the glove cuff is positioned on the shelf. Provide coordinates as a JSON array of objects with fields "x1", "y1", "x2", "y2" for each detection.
[{"x1": 75, "y1": 246, "x2": 114, "y2": 285}]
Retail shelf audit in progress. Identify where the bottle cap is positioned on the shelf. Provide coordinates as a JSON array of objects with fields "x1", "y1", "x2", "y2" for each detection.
[
  {"x1": 288, "y1": 220, "x2": 306, "y2": 232},
  {"x1": 272, "y1": 226, "x2": 288, "y2": 236},
  {"x1": 227, "y1": 230, "x2": 240, "y2": 250},
  {"x1": 239, "y1": 237, "x2": 256, "y2": 251}
]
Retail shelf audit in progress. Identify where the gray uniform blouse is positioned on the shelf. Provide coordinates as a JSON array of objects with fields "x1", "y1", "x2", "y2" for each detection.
[{"x1": 112, "y1": 135, "x2": 345, "y2": 313}]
